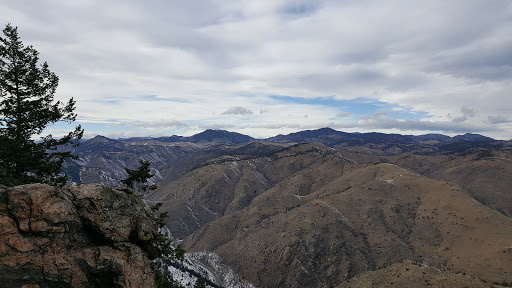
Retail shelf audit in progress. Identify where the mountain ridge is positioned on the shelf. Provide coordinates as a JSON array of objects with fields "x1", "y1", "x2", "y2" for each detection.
[
  {"x1": 87, "y1": 128, "x2": 502, "y2": 143},
  {"x1": 80, "y1": 128, "x2": 509, "y2": 159}
]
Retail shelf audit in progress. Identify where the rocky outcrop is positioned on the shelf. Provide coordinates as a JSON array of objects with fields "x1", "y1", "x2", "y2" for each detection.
[{"x1": 0, "y1": 183, "x2": 160, "y2": 288}]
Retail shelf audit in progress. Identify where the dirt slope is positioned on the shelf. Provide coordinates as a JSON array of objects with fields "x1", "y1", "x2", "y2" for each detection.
[{"x1": 183, "y1": 159, "x2": 512, "y2": 287}]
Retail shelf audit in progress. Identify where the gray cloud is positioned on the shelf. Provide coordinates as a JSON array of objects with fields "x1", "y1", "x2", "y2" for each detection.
[
  {"x1": 452, "y1": 106, "x2": 476, "y2": 123},
  {"x1": 452, "y1": 116, "x2": 467, "y2": 123},
  {"x1": 221, "y1": 106, "x2": 254, "y2": 115},
  {"x1": 335, "y1": 112, "x2": 352, "y2": 118},
  {"x1": 115, "y1": 120, "x2": 188, "y2": 129},
  {"x1": 295, "y1": 68, "x2": 387, "y2": 92},
  {"x1": 461, "y1": 106, "x2": 476, "y2": 118},
  {"x1": 255, "y1": 123, "x2": 330, "y2": 130},
  {"x1": 488, "y1": 115, "x2": 512, "y2": 124},
  {"x1": 358, "y1": 118, "x2": 492, "y2": 134},
  {"x1": 258, "y1": 123, "x2": 305, "y2": 129},
  {"x1": 361, "y1": 111, "x2": 388, "y2": 120},
  {"x1": 426, "y1": 33, "x2": 512, "y2": 81},
  {"x1": 279, "y1": 0, "x2": 323, "y2": 18},
  {"x1": 251, "y1": 117, "x2": 494, "y2": 135},
  {"x1": 198, "y1": 123, "x2": 236, "y2": 130},
  {"x1": 357, "y1": 117, "x2": 496, "y2": 133}
]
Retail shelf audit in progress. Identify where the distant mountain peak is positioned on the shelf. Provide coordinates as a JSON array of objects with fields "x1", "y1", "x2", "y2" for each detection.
[
  {"x1": 194, "y1": 129, "x2": 234, "y2": 136},
  {"x1": 316, "y1": 127, "x2": 337, "y2": 132},
  {"x1": 190, "y1": 129, "x2": 254, "y2": 145},
  {"x1": 86, "y1": 135, "x2": 114, "y2": 143}
]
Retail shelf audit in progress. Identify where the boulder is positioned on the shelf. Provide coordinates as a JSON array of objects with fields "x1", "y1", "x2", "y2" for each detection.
[{"x1": 0, "y1": 183, "x2": 159, "y2": 288}]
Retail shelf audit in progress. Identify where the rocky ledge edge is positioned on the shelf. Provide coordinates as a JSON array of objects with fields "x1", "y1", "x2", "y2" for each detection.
[{"x1": 0, "y1": 183, "x2": 161, "y2": 288}]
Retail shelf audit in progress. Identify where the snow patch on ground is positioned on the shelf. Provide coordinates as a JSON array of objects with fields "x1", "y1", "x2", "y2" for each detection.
[
  {"x1": 168, "y1": 265, "x2": 204, "y2": 288},
  {"x1": 185, "y1": 252, "x2": 256, "y2": 288},
  {"x1": 186, "y1": 202, "x2": 201, "y2": 227},
  {"x1": 384, "y1": 163, "x2": 399, "y2": 167},
  {"x1": 222, "y1": 172, "x2": 233, "y2": 184},
  {"x1": 253, "y1": 170, "x2": 269, "y2": 186},
  {"x1": 199, "y1": 204, "x2": 220, "y2": 216},
  {"x1": 155, "y1": 226, "x2": 255, "y2": 288},
  {"x1": 75, "y1": 154, "x2": 90, "y2": 166},
  {"x1": 247, "y1": 160, "x2": 256, "y2": 169},
  {"x1": 229, "y1": 161, "x2": 241, "y2": 176}
]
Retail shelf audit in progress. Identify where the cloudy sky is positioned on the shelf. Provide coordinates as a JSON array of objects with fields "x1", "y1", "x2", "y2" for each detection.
[{"x1": 2, "y1": 0, "x2": 512, "y2": 139}]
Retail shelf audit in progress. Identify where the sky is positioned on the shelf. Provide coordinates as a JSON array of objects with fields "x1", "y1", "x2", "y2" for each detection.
[{"x1": 1, "y1": 0, "x2": 512, "y2": 140}]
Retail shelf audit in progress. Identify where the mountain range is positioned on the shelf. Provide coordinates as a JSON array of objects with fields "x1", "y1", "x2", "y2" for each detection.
[
  {"x1": 61, "y1": 128, "x2": 512, "y2": 287},
  {"x1": 119, "y1": 127, "x2": 502, "y2": 147}
]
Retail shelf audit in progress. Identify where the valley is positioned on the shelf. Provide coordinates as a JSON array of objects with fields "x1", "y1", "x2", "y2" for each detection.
[{"x1": 63, "y1": 128, "x2": 512, "y2": 287}]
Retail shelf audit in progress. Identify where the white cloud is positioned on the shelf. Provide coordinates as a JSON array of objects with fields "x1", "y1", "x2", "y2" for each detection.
[{"x1": 2, "y1": 0, "x2": 512, "y2": 139}]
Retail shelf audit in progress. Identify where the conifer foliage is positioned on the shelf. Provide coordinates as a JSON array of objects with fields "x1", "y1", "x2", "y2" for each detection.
[
  {"x1": 0, "y1": 24, "x2": 83, "y2": 187},
  {"x1": 121, "y1": 160, "x2": 158, "y2": 193}
]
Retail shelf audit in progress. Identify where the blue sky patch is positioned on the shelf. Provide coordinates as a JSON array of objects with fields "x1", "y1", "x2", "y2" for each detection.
[{"x1": 268, "y1": 95, "x2": 428, "y2": 120}]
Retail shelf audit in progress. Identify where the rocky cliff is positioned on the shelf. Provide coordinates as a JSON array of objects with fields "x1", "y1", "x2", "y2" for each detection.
[{"x1": 0, "y1": 183, "x2": 160, "y2": 288}]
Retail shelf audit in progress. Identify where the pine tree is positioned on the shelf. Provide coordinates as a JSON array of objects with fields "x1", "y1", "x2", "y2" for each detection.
[
  {"x1": 121, "y1": 160, "x2": 158, "y2": 193},
  {"x1": 194, "y1": 278, "x2": 206, "y2": 288},
  {"x1": 0, "y1": 23, "x2": 83, "y2": 187}
]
